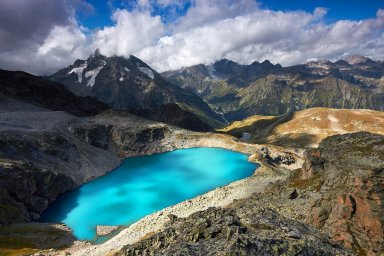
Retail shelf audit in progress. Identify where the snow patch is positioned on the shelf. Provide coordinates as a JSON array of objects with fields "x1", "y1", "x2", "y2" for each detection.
[
  {"x1": 68, "y1": 62, "x2": 87, "y2": 83},
  {"x1": 85, "y1": 65, "x2": 105, "y2": 87},
  {"x1": 138, "y1": 67, "x2": 155, "y2": 79},
  {"x1": 124, "y1": 67, "x2": 130, "y2": 72},
  {"x1": 119, "y1": 77, "x2": 124, "y2": 82},
  {"x1": 206, "y1": 65, "x2": 218, "y2": 79}
]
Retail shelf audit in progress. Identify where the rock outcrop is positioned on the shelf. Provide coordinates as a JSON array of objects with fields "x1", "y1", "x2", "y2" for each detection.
[
  {"x1": 115, "y1": 205, "x2": 351, "y2": 256},
  {"x1": 302, "y1": 132, "x2": 384, "y2": 255}
]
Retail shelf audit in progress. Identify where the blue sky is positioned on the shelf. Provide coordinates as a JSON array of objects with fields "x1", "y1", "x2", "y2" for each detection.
[
  {"x1": 260, "y1": 0, "x2": 384, "y2": 21},
  {"x1": 0, "y1": 0, "x2": 383, "y2": 74},
  {"x1": 79, "y1": 0, "x2": 384, "y2": 30}
]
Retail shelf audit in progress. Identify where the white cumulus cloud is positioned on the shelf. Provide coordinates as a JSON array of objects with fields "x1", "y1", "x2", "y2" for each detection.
[
  {"x1": 0, "y1": 0, "x2": 383, "y2": 75},
  {"x1": 134, "y1": 5, "x2": 384, "y2": 71},
  {"x1": 92, "y1": 9, "x2": 164, "y2": 57}
]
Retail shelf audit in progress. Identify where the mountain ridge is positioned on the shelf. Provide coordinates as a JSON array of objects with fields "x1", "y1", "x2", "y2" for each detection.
[
  {"x1": 163, "y1": 55, "x2": 384, "y2": 121},
  {"x1": 49, "y1": 50, "x2": 225, "y2": 130},
  {"x1": 0, "y1": 69, "x2": 109, "y2": 116}
]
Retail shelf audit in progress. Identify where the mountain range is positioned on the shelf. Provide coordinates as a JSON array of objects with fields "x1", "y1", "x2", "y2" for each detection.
[
  {"x1": 49, "y1": 49, "x2": 224, "y2": 130},
  {"x1": 163, "y1": 55, "x2": 384, "y2": 121}
]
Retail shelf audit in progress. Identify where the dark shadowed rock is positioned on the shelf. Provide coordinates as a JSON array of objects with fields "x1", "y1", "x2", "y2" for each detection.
[
  {"x1": 0, "y1": 69, "x2": 108, "y2": 116},
  {"x1": 131, "y1": 103, "x2": 212, "y2": 131}
]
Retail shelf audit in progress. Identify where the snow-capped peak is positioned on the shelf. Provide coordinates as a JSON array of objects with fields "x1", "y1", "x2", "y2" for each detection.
[{"x1": 68, "y1": 62, "x2": 87, "y2": 83}]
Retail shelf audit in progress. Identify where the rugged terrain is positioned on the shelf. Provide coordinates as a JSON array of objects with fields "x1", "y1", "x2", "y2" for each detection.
[
  {"x1": 164, "y1": 56, "x2": 384, "y2": 121},
  {"x1": 116, "y1": 207, "x2": 351, "y2": 256},
  {"x1": 49, "y1": 50, "x2": 224, "y2": 129}
]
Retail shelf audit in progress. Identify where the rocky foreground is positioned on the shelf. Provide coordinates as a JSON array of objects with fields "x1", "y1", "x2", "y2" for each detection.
[
  {"x1": 109, "y1": 132, "x2": 383, "y2": 256},
  {"x1": 1, "y1": 102, "x2": 383, "y2": 256}
]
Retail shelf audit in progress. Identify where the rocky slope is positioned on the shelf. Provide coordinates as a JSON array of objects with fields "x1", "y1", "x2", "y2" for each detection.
[
  {"x1": 116, "y1": 208, "x2": 351, "y2": 256},
  {"x1": 250, "y1": 132, "x2": 384, "y2": 256},
  {"x1": 49, "y1": 50, "x2": 224, "y2": 129},
  {"x1": 164, "y1": 56, "x2": 384, "y2": 121},
  {"x1": 218, "y1": 108, "x2": 384, "y2": 148},
  {"x1": 302, "y1": 132, "x2": 384, "y2": 255},
  {"x1": 130, "y1": 103, "x2": 212, "y2": 132}
]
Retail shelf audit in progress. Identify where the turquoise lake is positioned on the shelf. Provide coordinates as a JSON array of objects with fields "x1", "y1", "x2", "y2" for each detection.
[{"x1": 41, "y1": 147, "x2": 258, "y2": 241}]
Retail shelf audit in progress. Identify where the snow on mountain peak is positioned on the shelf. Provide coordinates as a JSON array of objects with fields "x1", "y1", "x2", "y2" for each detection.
[
  {"x1": 68, "y1": 62, "x2": 87, "y2": 83},
  {"x1": 85, "y1": 63, "x2": 105, "y2": 87},
  {"x1": 138, "y1": 67, "x2": 155, "y2": 79}
]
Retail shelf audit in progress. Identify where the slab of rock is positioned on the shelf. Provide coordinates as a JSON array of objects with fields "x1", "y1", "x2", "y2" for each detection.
[{"x1": 96, "y1": 225, "x2": 119, "y2": 236}]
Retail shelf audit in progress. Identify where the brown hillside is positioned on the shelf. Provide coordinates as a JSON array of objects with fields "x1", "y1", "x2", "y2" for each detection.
[{"x1": 218, "y1": 107, "x2": 384, "y2": 148}]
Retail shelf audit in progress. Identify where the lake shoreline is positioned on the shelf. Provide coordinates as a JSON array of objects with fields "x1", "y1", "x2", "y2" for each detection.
[{"x1": 34, "y1": 131, "x2": 302, "y2": 256}]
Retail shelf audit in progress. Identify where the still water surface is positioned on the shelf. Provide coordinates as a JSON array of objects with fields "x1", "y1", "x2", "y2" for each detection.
[{"x1": 41, "y1": 147, "x2": 258, "y2": 240}]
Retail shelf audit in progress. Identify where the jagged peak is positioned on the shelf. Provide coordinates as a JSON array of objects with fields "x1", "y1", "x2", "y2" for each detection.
[
  {"x1": 92, "y1": 48, "x2": 103, "y2": 57},
  {"x1": 344, "y1": 55, "x2": 373, "y2": 65},
  {"x1": 214, "y1": 58, "x2": 236, "y2": 65},
  {"x1": 261, "y1": 60, "x2": 273, "y2": 66}
]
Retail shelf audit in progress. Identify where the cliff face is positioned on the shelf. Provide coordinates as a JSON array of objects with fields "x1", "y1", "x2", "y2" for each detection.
[
  {"x1": 0, "y1": 107, "x2": 183, "y2": 225},
  {"x1": 303, "y1": 132, "x2": 384, "y2": 255}
]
